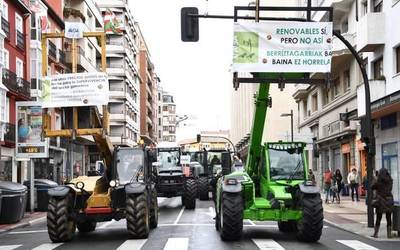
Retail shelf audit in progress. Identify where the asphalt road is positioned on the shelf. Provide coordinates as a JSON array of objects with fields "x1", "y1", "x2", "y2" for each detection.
[{"x1": 0, "y1": 197, "x2": 399, "y2": 250}]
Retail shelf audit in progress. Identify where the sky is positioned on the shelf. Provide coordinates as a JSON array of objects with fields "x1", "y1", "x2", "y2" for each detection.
[{"x1": 129, "y1": 0, "x2": 250, "y2": 142}]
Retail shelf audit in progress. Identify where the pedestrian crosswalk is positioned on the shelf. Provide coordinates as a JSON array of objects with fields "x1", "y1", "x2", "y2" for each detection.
[{"x1": 0, "y1": 238, "x2": 383, "y2": 250}]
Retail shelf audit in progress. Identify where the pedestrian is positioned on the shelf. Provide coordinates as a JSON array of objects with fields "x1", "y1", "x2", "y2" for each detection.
[
  {"x1": 371, "y1": 168, "x2": 394, "y2": 238},
  {"x1": 347, "y1": 167, "x2": 360, "y2": 202},
  {"x1": 308, "y1": 169, "x2": 316, "y2": 185},
  {"x1": 332, "y1": 169, "x2": 342, "y2": 203},
  {"x1": 324, "y1": 169, "x2": 333, "y2": 203}
]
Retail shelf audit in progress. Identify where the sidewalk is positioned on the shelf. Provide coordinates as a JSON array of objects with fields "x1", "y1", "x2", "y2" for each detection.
[
  {"x1": 0, "y1": 212, "x2": 46, "y2": 234},
  {"x1": 323, "y1": 195, "x2": 400, "y2": 241}
]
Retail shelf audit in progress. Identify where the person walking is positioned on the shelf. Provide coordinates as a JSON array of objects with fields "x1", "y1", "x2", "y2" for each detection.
[
  {"x1": 324, "y1": 169, "x2": 333, "y2": 203},
  {"x1": 333, "y1": 169, "x2": 343, "y2": 203},
  {"x1": 347, "y1": 168, "x2": 360, "y2": 202},
  {"x1": 308, "y1": 169, "x2": 316, "y2": 185},
  {"x1": 371, "y1": 168, "x2": 394, "y2": 238}
]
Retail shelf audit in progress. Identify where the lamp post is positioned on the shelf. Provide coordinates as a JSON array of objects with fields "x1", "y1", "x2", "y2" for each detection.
[{"x1": 281, "y1": 110, "x2": 293, "y2": 142}]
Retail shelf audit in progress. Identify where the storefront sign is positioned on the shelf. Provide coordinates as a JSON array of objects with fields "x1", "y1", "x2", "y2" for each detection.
[
  {"x1": 371, "y1": 90, "x2": 400, "y2": 112},
  {"x1": 65, "y1": 22, "x2": 84, "y2": 39},
  {"x1": 42, "y1": 72, "x2": 109, "y2": 108},
  {"x1": 233, "y1": 21, "x2": 333, "y2": 73},
  {"x1": 16, "y1": 102, "x2": 49, "y2": 158}
]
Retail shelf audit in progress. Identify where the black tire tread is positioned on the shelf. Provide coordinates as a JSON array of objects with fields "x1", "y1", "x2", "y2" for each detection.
[
  {"x1": 220, "y1": 192, "x2": 243, "y2": 241},
  {"x1": 198, "y1": 177, "x2": 209, "y2": 200},
  {"x1": 296, "y1": 193, "x2": 324, "y2": 242},
  {"x1": 184, "y1": 179, "x2": 197, "y2": 209},
  {"x1": 150, "y1": 188, "x2": 158, "y2": 229},
  {"x1": 47, "y1": 197, "x2": 75, "y2": 243},
  {"x1": 278, "y1": 220, "x2": 297, "y2": 232},
  {"x1": 126, "y1": 193, "x2": 150, "y2": 239}
]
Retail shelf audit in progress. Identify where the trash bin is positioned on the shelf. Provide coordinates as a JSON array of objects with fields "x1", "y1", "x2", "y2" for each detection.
[
  {"x1": 393, "y1": 204, "x2": 400, "y2": 233},
  {"x1": 24, "y1": 179, "x2": 58, "y2": 211},
  {"x1": 0, "y1": 181, "x2": 27, "y2": 224}
]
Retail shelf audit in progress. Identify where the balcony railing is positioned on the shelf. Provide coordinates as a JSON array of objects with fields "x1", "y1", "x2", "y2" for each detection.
[
  {"x1": 1, "y1": 122, "x2": 15, "y2": 143},
  {"x1": 48, "y1": 40, "x2": 57, "y2": 59},
  {"x1": 16, "y1": 30, "x2": 25, "y2": 50},
  {"x1": 2, "y1": 69, "x2": 30, "y2": 98},
  {"x1": 1, "y1": 18, "x2": 10, "y2": 39},
  {"x1": 59, "y1": 49, "x2": 66, "y2": 65}
]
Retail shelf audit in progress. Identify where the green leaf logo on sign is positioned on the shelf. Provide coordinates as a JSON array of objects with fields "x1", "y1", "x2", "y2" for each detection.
[{"x1": 234, "y1": 32, "x2": 259, "y2": 64}]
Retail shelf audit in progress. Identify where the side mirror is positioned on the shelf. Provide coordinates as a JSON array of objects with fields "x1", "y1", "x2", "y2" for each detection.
[
  {"x1": 181, "y1": 7, "x2": 199, "y2": 42},
  {"x1": 221, "y1": 152, "x2": 232, "y2": 176}
]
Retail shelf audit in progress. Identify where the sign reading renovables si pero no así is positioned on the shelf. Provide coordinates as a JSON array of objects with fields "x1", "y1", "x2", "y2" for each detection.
[
  {"x1": 42, "y1": 72, "x2": 110, "y2": 108},
  {"x1": 233, "y1": 21, "x2": 333, "y2": 73}
]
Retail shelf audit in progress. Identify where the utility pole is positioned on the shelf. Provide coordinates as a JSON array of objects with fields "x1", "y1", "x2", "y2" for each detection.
[{"x1": 281, "y1": 109, "x2": 294, "y2": 142}]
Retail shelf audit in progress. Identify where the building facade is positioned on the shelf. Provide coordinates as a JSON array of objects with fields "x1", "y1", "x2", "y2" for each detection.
[
  {"x1": 159, "y1": 91, "x2": 176, "y2": 143},
  {"x1": 96, "y1": 0, "x2": 141, "y2": 147},
  {"x1": 0, "y1": 0, "x2": 31, "y2": 182}
]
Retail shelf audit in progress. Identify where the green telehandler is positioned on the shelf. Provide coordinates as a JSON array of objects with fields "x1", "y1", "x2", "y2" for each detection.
[{"x1": 215, "y1": 73, "x2": 323, "y2": 242}]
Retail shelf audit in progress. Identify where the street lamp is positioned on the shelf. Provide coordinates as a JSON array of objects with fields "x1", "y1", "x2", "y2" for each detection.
[{"x1": 281, "y1": 110, "x2": 293, "y2": 142}]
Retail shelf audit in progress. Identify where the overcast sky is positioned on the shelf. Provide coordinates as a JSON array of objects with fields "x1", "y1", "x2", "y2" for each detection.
[{"x1": 129, "y1": 0, "x2": 250, "y2": 142}]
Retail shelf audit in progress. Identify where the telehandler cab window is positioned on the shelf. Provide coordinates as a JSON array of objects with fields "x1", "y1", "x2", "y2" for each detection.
[
  {"x1": 158, "y1": 150, "x2": 180, "y2": 168},
  {"x1": 117, "y1": 149, "x2": 144, "y2": 184},
  {"x1": 269, "y1": 148, "x2": 304, "y2": 181}
]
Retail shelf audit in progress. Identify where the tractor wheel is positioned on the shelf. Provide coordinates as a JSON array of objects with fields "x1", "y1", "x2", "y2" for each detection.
[
  {"x1": 47, "y1": 196, "x2": 76, "y2": 243},
  {"x1": 278, "y1": 220, "x2": 297, "y2": 232},
  {"x1": 296, "y1": 192, "x2": 323, "y2": 242},
  {"x1": 126, "y1": 193, "x2": 150, "y2": 239},
  {"x1": 184, "y1": 179, "x2": 197, "y2": 209},
  {"x1": 219, "y1": 192, "x2": 243, "y2": 241},
  {"x1": 150, "y1": 188, "x2": 158, "y2": 229},
  {"x1": 77, "y1": 220, "x2": 97, "y2": 233},
  {"x1": 198, "y1": 177, "x2": 209, "y2": 200}
]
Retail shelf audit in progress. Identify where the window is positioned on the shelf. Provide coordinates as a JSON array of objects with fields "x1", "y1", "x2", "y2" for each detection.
[
  {"x1": 2, "y1": 2, "x2": 8, "y2": 21},
  {"x1": 341, "y1": 20, "x2": 348, "y2": 34},
  {"x1": 0, "y1": 89, "x2": 6, "y2": 122},
  {"x1": 163, "y1": 106, "x2": 168, "y2": 111},
  {"x1": 2, "y1": 49, "x2": 9, "y2": 69},
  {"x1": 396, "y1": 46, "x2": 400, "y2": 74},
  {"x1": 382, "y1": 142, "x2": 399, "y2": 202},
  {"x1": 5, "y1": 97, "x2": 9, "y2": 122},
  {"x1": 381, "y1": 113, "x2": 397, "y2": 130},
  {"x1": 373, "y1": 57, "x2": 384, "y2": 80},
  {"x1": 373, "y1": 0, "x2": 383, "y2": 12},
  {"x1": 344, "y1": 69, "x2": 350, "y2": 91},
  {"x1": 361, "y1": 0, "x2": 368, "y2": 16},
  {"x1": 87, "y1": 43, "x2": 94, "y2": 63},
  {"x1": 333, "y1": 77, "x2": 340, "y2": 98},
  {"x1": 312, "y1": 93, "x2": 318, "y2": 112},
  {"x1": 302, "y1": 100, "x2": 307, "y2": 119},
  {"x1": 15, "y1": 13, "x2": 23, "y2": 40},
  {"x1": 16, "y1": 58, "x2": 23, "y2": 78}
]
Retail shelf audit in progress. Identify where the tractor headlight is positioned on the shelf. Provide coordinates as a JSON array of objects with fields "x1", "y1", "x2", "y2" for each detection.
[
  {"x1": 109, "y1": 180, "x2": 118, "y2": 188},
  {"x1": 75, "y1": 181, "x2": 85, "y2": 190},
  {"x1": 224, "y1": 178, "x2": 238, "y2": 185}
]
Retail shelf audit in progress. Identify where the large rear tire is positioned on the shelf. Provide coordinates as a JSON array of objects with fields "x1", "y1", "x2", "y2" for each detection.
[
  {"x1": 278, "y1": 220, "x2": 297, "y2": 232},
  {"x1": 219, "y1": 192, "x2": 243, "y2": 241},
  {"x1": 198, "y1": 177, "x2": 209, "y2": 200},
  {"x1": 47, "y1": 196, "x2": 76, "y2": 243},
  {"x1": 77, "y1": 220, "x2": 97, "y2": 233},
  {"x1": 126, "y1": 193, "x2": 150, "y2": 239},
  {"x1": 150, "y1": 188, "x2": 158, "y2": 229},
  {"x1": 184, "y1": 179, "x2": 197, "y2": 209},
  {"x1": 296, "y1": 192, "x2": 323, "y2": 242}
]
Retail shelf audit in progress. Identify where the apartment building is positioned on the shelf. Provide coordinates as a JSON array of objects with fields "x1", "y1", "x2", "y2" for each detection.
[
  {"x1": 231, "y1": 0, "x2": 300, "y2": 160},
  {"x1": 0, "y1": 0, "x2": 31, "y2": 182},
  {"x1": 95, "y1": 0, "x2": 140, "y2": 147},
  {"x1": 137, "y1": 24, "x2": 158, "y2": 145},
  {"x1": 159, "y1": 91, "x2": 177, "y2": 143}
]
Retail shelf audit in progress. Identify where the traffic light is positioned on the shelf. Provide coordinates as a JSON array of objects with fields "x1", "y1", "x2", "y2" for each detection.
[
  {"x1": 196, "y1": 134, "x2": 201, "y2": 143},
  {"x1": 181, "y1": 7, "x2": 199, "y2": 42}
]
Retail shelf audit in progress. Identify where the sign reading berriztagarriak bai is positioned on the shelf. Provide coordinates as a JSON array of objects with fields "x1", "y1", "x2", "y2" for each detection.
[
  {"x1": 233, "y1": 21, "x2": 333, "y2": 73},
  {"x1": 42, "y1": 72, "x2": 109, "y2": 108}
]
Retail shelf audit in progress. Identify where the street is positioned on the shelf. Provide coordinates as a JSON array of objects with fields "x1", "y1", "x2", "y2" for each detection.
[{"x1": 0, "y1": 198, "x2": 398, "y2": 250}]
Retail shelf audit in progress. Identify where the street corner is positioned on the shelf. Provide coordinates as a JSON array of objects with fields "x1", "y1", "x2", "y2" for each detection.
[{"x1": 0, "y1": 212, "x2": 46, "y2": 234}]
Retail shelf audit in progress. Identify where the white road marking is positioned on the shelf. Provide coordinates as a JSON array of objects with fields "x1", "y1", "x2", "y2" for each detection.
[
  {"x1": 8, "y1": 230, "x2": 47, "y2": 234},
  {"x1": 116, "y1": 239, "x2": 147, "y2": 250},
  {"x1": 29, "y1": 216, "x2": 46, "y2": 225},
  {"x1": 252, "y1": 239, "x2": 285, "y2": 250},
  {"x1": 336, "y1": 240, "x2": 379, "y2": 250},
  {"x1": 163, "y1": 238, "x2": 189, "y2": 250},
  {"x1": 31, "y1": 243, "x2": 63, "y2": 250},
  {"x1": 0, "y1": 245, "x2": 22, "y2": 250},
  {"x1": 98, "y1": 220, "x2": 115, "y2": 229},
  {"x1": 247, "y1": 219, "x2": 256, "y2": 225},
  {"x1": 174, "y1": 207, "x2": 185, "y2": 225}
]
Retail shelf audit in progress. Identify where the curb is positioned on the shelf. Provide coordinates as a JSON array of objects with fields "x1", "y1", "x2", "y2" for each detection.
[
  {"x1": 324, "y1": 219, "x2": 400, "y2": 242},
  {"x1": 0, "y1": 215, "x2": 46, "y2": 234}
]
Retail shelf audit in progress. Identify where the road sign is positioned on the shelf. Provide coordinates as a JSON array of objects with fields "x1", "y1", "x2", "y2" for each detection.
[{"x1": 233, "y1": 21, "x2": 333, "y2": 73}]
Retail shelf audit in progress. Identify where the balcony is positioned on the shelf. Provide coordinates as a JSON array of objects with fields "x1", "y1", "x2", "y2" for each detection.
[
  {"x1": 1, "y1": 122, "x2": 15, "y2": 144},
  {"x1": 48, "y1": 40, "x2": 57, "y2": 60},
  {"x1": 2, "y1": 69, "x2": 30, "y2": 98},
  {"x1": 16, "y1": 31, "x2": 25, "y2": 50},
  {"x1": 1, "y1": 19, "x2": 9, "y2": 39},
  {"x1": 357, "y1": 12, "x2": 385, "y2": 52},
  {"x1": 292, "y1": 84, "x2": 309, "y2": 101}
]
